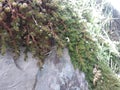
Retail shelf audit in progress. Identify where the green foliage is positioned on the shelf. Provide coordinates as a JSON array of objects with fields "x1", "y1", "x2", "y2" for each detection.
[
  {"x1": 93, "y1": 61, "x2": 120, "y2": 90},
  {"x1": 0, "y1": 0, "x2": 65, "y2": 61},
  {"x1": 58, "y1": 0, "x2": 120, "y2": 90},
  {"x1": 0, "y1": 0, "x2": 120, "y2": 90}
]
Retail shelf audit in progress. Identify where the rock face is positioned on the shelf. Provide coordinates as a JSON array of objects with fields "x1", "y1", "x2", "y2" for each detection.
[
  {"x1": 0, "y1": 49, "x2": 39, "y2": 90},
  {"x1": 0, "y1": 48, "x2": 88, "y2": 90}
]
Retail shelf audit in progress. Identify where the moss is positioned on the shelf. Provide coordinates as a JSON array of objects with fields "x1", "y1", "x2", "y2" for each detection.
[
  {"x1": 0, "y1": 0, "x2": 65, "y2": 60},
  {"x1": 0, "y1": 0, "x2": 120, "y2": 90}
]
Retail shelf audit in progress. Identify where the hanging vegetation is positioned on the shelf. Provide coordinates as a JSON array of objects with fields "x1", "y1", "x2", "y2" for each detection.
[
  {"x1": 0, "y1": 0, "x2": 120, "y2": 90},
  {"x1": 0, "y1": 0, "x2": 65, "y2": 60}
]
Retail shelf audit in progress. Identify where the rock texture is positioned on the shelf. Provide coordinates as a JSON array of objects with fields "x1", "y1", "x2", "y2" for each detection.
[
  {"x1": 0, "y1": 49, "x2": 39, "y2": 90},
  {"x1": 35, "y1": 48, "x2": 88, "y2": 90},
  {"x1": 0, "y1": 48, "x2": 88, "y2": 90}
]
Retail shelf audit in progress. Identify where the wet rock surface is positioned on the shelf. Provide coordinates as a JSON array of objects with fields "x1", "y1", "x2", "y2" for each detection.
[{"x1": 0, "y1": 48, "x2": 88, "y2": 90}]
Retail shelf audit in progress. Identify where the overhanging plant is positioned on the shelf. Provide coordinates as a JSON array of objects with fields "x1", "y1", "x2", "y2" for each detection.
[{"x1": 0, "y1": 0, "x2": 120, "y2": 90}]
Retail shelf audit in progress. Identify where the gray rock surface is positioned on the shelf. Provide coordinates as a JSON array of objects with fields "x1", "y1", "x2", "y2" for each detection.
[
  {"x1": 35, "y1": 48, "x2": 88, "y2": 90},
  {"x1": 0, "y1": 49, "x2": 39, "y2": 90},
  {"x1": 0, "y1": 48, "x2": 88, "y2": 90}
]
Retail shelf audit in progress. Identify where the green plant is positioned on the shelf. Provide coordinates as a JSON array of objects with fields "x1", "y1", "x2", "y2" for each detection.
[
  {"x1": 0, "y1": 0, "x2": 120, "y2": 90},
  {"x1": 0, "y1": 0, "x2": 65, "y2": 61},
  {"x1": 59, "y1": 0, "x2": 120, "y2": 89}
]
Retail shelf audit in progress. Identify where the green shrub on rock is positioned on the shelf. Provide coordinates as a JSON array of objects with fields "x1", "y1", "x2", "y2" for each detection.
[{"x1": 0, "y1": 0, "x2": 120, "y2": 90}]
